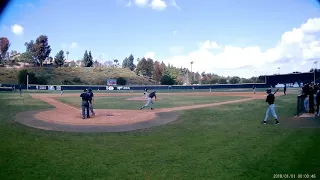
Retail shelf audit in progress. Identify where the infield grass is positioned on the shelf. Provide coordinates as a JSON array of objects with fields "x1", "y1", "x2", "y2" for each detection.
[
  {"x1": 56, "y1": 95, "x2": 248, "y2": 109},
  {"x1": 0, "y1": 93, "x2": 319, "y2": 180}
]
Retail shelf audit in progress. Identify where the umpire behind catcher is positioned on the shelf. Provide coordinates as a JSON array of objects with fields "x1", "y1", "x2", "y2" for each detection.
[{"x1": 80, "y1": 89, "x2": 90, "y2": 119}]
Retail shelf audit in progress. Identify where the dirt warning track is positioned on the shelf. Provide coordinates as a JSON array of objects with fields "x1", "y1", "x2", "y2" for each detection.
[{"x1": 15, "y1": 92, "x2": 270, "y2": 132}]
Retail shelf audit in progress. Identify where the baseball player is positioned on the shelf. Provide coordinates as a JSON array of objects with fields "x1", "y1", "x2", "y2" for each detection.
[
  {"x1": 283, "y1": 84, "x2": 287, "y2": 95},
  {"x1": 60, "y1": 86, "x2": 63, "y2": 96},
  {"x1": 140, "y1": 90, "x2": 157, "y2": 110},
  {"x1": 252, "y1": 85, "x2": 256, "y2": 94},
  {"x1": 80, "y1": 89, "x2": 90, "y2": 119},
  {"x1": 143, "y1": 87, "x2": 148, "y2": 99},
  {"x1": 19, "y1": 85, "x2": 22, "y2": 97},
  {"x1": 263, "y1": 88, "x2": 280, "y2": 125},
  {"x1": 87, "y1": 88, "x2": 95, "y2": 116},
  {"x1": 309, "y1": 84, "x2": 315, "y2": 114}
]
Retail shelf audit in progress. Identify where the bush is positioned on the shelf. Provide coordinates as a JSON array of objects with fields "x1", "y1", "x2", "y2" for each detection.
[
  {"x1": 160, "y1": 75, "x2": 175, "y2": 85},
  {"x1": 117, "y1": 77, "x2": 127, "y2": 85},
  {"x1": 72, "y1": 77, "x2": 82, "y2": 83},
  {"x1": 36, "y1": 76, "x2": 48, "y2": 85},
  {"x1": 18, "y1": 69, "x2": 37, "y2": 85}
]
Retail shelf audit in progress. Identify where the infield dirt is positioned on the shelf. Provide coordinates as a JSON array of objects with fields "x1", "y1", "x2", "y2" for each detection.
[{"x1": 14, "y1": 92, "x2": 276, "y2": 132}]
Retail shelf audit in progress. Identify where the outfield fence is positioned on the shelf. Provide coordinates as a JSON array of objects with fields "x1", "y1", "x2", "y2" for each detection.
[{"x1": 0, "y1": 83, "x2": 268, "y2": 91}]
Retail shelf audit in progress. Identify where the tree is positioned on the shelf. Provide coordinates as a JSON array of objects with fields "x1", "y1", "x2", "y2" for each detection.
[
  {"x1": 0, "y1": 37, "x2": 10, "y2": 64},
  {"x1": 122, "y1": 57, "x2": 128, "y2": 68},
  {"x1": 19, "y1": 52, "x2": 34, "y2": 66},
  {"x1": 54, "y1": 50, "x2": 65, "y2": 67},
  {"x1": 33, "y1": 35, "x2": 51, "y2": 66},
  {"x1": 117, "y1": 77, "x2": 127, "y2": 85},
  {"x1": 160, "y1": 74, "x2": 175, "y2": 85},
  {"x1": 88, "y1": 51, "x2": 93, "y2": 67},
  {"x1": 82, "y1": 50, "x2": 92, "y2": 67},
  {"x1": 218, "y1": 77, "x2": 227, "y2": 84},
  {"x1": 128, "y1": 54, "x2": 135, "y2": 71},
  {"x1": 135, "y1": 57, "x2": 148, "y2": 76},
  {"x1": 229, "y1": 76, "x2": 241, "y2": 84},
  {"x1": 153, "y1": 61, "x2": 163, "y2": 82},
  {"x1": 113, "y1": 59, "x2": 119, "y2": 67},
  {"x1": 93, "y1": 60, "x2": 100, "y2": 67},
  {"x1": 145, "y1": 58, "x2": 154, "y2": 77},
  {"x1": 18, "y1": 69, "x2": 38, "y2": 85}
]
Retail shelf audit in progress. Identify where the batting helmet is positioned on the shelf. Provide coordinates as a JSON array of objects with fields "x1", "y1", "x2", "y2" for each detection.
[{"x1": 266, "y1": 88, "x2": 271, "y2": 93}]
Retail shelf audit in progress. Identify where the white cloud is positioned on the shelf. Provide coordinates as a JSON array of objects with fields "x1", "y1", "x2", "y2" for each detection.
[
  {"x1": 11, "y1": 24, "x2": 23, "y2": 35},
  {"x1": 69, "y1": 42, "x2": 78, "y2": 49},
  {"x1": 169, "y1": 46, "x2": 184, "y2": 54},
  {"x1": 61, "y1": 42, "x2": 79, "y2": 51},
  {"x1": 150, "y1": 0, "x2": 167, "y2": 11},
  {"x1": 134, "y1": 0, "x2": 149, "y2": 7},
  {"x1": 171, "y1": 0, "x2": 180, "y2": 10},
  {"x1": 199, "y1": 40, "x2": 220, "y2": 49},
  {"x1": 132, "y1": 0, "x2": 178, "y2": 11},
  {"x1": 162, "y1": 18, "x2": 320, "y2": 78},
  {"x1": 144, "y1": 52, "x2": 155, "y2": 59}
]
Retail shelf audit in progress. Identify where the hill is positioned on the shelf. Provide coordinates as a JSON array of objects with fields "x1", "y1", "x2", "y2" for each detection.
[{"x1": 0, "y1": 67, "x2": 158, "y2": 85}]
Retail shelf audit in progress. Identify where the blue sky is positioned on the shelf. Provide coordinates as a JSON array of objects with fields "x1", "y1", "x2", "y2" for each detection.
[{"x1": 1, "y1": 0, "x2": 320, "y2": 78}]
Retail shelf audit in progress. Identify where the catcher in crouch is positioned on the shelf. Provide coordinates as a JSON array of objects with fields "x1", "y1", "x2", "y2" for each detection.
[{"x1": 140, "y1": 90, "x2": 157, "y2": 110}]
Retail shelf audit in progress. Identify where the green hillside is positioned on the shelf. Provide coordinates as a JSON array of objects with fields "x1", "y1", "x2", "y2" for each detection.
[{"x1": 0, "y1": 67, "x2": 157, "y2": 85}]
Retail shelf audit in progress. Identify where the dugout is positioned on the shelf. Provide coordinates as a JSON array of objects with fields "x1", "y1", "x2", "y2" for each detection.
[{"x1": 266, "y1": 72, "x2": 317, "y2": 87}]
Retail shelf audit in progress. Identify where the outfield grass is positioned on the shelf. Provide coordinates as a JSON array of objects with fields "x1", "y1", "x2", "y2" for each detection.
[
  {"x1": 56, "y1": 95, "x2": 248, "y2": 109},
  {"x1": 0, "y1": 93, "x2": 319, "y2": 179}
]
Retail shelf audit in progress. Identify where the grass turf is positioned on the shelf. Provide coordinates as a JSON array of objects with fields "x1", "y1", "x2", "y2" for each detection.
[
  {"x1": 0, "y1": 93, "x2": 319, "y2": 179},
  {"x1": 56, "y1": 95, "x2": 248, "y2": 109}
]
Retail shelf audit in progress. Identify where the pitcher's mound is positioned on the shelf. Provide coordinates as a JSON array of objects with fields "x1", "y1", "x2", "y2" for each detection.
[{"x1": 126, "y1": 97, "x2": 162, "y2": 101}]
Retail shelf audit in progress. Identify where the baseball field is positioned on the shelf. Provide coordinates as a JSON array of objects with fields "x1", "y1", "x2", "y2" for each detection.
[{"x1": 1, "y1": 88, "x2": 320, "y2": 179}]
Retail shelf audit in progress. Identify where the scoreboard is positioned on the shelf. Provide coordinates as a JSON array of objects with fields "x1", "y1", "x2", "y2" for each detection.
[{"x1": 106, "y1": 79, "x2": 117, "y2": 85}]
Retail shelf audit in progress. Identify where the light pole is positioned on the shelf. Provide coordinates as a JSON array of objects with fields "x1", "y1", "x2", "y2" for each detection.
[
  {"x1": 278, "y1": 67, "x2": 280, "y2": 74},
  {"x1": 66, "y1": 51, "x2": 69, "y2": 60},
  {"x1": 190, "y1": 61, "x2": 194, "y2": 84},
  {"x1": 314, "y1": 61, "x2": 317, "y2": 84},
  {"x1": 27, "y1": 73, "x2": 29, "y2": 91}
]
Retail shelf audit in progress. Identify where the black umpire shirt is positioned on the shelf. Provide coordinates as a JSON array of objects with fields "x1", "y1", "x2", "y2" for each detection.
[{"x1": 80, "y1": 92, "x2": 90, "y2": 102}]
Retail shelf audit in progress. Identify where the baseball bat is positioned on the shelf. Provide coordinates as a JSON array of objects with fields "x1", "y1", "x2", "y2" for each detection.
[{"x1": 273, "y1": 88, "x2": 279, "y2": 95}]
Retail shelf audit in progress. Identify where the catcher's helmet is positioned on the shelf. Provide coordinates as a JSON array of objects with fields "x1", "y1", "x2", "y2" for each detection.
[{"x1": 266, "y1": 88, "x2": 272, "y2": 93}]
